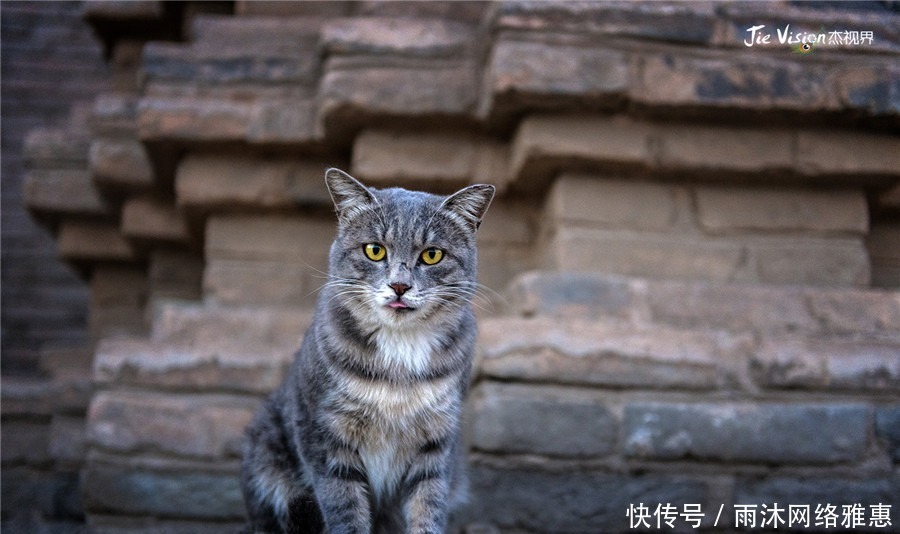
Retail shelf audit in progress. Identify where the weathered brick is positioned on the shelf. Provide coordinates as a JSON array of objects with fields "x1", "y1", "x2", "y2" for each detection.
[
  {"x1": 23, "y1": 127, "x2": 90, "y2": 167},
  {"x1": 205, "y1": 214, "x2": 334, "y2": 263},
  {"x1": 658, "y1": 126, "x2": 793, "y2": 172},
  {"x1": 623, "y1": 402, "x2": 870, "y2": 464},
  {"x1": 121, "y1": 195, "x2": 190, "y2": 243},
  {"x1": 58, "y1": 221, "x2": 137, "y2": 262},
  {"x1": 148, "y1": 249, "x2": 203, "y2": 300},
  {"x1": 321, "y1": 17, "x2": 476, "y2": 58},
  {"x1": 795, "y1": 130, "x2": 900, "y2": 176},
  {"x1": 510, "y1": 115, "x2": 653, "y2": 189},
  {"x1": 93, "y1": 338, "x2": 293, "y2": 394},
  {"x1": 473, "y1": 199, "x2": 533, "y2": 246},
  {"x1": 138, "y1": 96, "x2": 252, "y2": 142},
  {"x1": 150, "y1": 301, "x2": 310, "y2": 348},
  {"x1": 750, "y1": 237, "x2": 870, "y2": 287},
  {"x1": 87, "y1": 516, "x2": 245, "y2": 534},
  {"x1": 543, "y1": 227, "x2": 745, "y2": 282},
  {"x1": 634, "y1": 54, "x2": 837, "y2": 112},
  {"x1": 205, "y1": 259, "x2": 319, "y2": 306},
  {"x1": 48, "y1": 415, "x2": 87, "y2": 467},
  {"x1": 495, "y1": 1, "x2": 715, "y2": 43},
  {"x1": 1, "y1": 420, "x2": 51, "y2": 466},
  {"x1": 646, "y1": 279, "x2": 819, "y2": 334},
  {"x1": 89, "y1": 138, "x2": 153, "y2": 191},
  {"x1": 868, "y1": 222, "x2": 900, "y2": 288},
  {"x1": 803, "y1": 286, "x2": 900, "y2": 336},
  {"x1": 351, "y1": 130, "x2": 478, "y2": 187},
  {"x1": 546, "y1": 175, "x2": 680, "y2": 231},
  {"x1": 25, "y1": 169, "x2": 108, "y2": 218},
  {"x1": 752, "y1": 337, "x2": 900, "y2": 392},
  {"x1": 481, "y1": 38, "x2": 628, "y2": 121},
  {"x1": 875, "y1": 406, "x2": 900, "y2": 462},
  {"x1": 82, "y1": 463, "x2": 245, "y2": 520},
  {"x1": 177, "y1": 155, "x2": 332, "y2": 211},
  {"x1": 505, "y1": 271, "x2": 638, "y2": 319},
  {"x1": 734, "y1": 476, "x2": 900, "y2": 520},
  {"x1": 90, "y1": 93, "x2": 139, "y2": 136},
  {"x1": 318, "y1": 59, "x2": 477, "y2": 139},
  {"x1": 470, "y1": 382, "x2": 617, "y2": 458},
  {"x1": 141, "y1": 36, "x2": 317, "y2": 85},
  {"x1": 696, "y1": 186, "x2": 868, "y2": 234},
  {"x1": 87, "y1": 391, "x2": 257, "y2": 459},
  {"x1": 246, "y1": 97, "x2": 318, "y2": 144},
  {"x1": 90, "y1": 266, "x2": 147, "y2": 309},
  {"x1": 477, "y1": 317, "x2": 749, "y2": 390},
  {"x1": 465, "y1": 465, "x2": 708, "y2": 533}
]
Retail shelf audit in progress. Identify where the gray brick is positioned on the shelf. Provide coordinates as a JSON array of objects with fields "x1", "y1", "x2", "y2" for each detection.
[
  {"x1": 465, "y1": 465, "x2": 709, "y2": 533},
  {"x1": 82, "y1": 463, "x2": 245, "y2": 520},
  {"x1": 875, "y1": 406, "x2": 900, "y2": 462},
  {"x1": 623, "y1": 402, "x2": 870, "y2": 464},
  {"x1": 470, "y1": 383, "x2": 617, "y2": 458}
]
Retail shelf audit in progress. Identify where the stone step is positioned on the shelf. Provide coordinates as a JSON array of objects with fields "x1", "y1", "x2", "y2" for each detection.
[{"x1": 505, "y1": 271, "x2": 900, "y2": 340}]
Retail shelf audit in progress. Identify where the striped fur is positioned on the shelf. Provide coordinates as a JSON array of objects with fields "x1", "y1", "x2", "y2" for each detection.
[{"x1": 241, "y1": 169, "x2": 493, "y2": 533}]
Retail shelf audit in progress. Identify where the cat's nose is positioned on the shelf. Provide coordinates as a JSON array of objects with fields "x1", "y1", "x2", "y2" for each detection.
[{"x1": 389, "y1": 282, "x2": 411, "y2": 296}]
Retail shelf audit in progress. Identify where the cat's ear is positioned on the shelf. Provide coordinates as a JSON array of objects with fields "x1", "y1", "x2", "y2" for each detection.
[
  {"x1": 325, "y1": 168, "x2": 377, "y2": 223},
  {"x1": 440, "y1": 184, "x2": 495, "y2": 232}
]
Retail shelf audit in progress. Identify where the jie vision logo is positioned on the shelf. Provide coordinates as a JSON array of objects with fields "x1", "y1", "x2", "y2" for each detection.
[{"x1": 743, "y1": 24, "x2": 875, "y2": 54}]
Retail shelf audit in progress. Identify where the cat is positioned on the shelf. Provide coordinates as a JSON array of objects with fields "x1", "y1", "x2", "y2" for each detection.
[{"x1": 241, "y1": 168, "x2": 495, "y2": 534}]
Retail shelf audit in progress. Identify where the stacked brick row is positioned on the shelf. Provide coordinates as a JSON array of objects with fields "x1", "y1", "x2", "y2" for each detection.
[{"x1": 17, "y1": 1, "x2": 900, "y2": 532}]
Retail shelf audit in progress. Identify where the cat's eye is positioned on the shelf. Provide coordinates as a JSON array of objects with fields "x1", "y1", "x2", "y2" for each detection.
[
  {"x1": 364, "y1": 243, "x2": 386, "y2": 261},
  {"x1": 420, "y1": 247, "x2": 443, "y2": 265}
]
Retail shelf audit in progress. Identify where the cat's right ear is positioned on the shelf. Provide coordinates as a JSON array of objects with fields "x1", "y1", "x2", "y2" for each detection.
[{"x1": 325, "y1": 168, "x2": 378, "y2": 224}]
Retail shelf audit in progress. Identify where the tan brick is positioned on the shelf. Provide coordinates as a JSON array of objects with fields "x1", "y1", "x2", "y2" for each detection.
[
  {"x1": 121, "y1": 196, "x2": 190, "y2": 243},
  {"x1": 321, "y1": 16, "x2": 476, "y2": 58},
  {"x1": 753, "y1": 336, "x2": 900, "y2": 392},
  {"x1": 205, "y1": 215, "x2": 334, "y2": 263},
  {"x1": 150, "y1": 302, "x2": 311, "y2": 347},
  {"x1": 94, "y1": 336, "x2": 297, "y2": 394},
  {"x1": 89, "y1": 139, "x2": 154, "y2": 190},
  {"x1": 868, "y1": 222, "x2": 900, "y2": 288},
  {"x1": 696, "y1": 186, "x2": 869, "y2": 234},
  {"x1": 474, "y1": 198, "x2": 534, "y2": 246},
  {"x1": 58, "y1": 221, "x2": 137, "y2": 262},
  {"x1": 481, "y1": 38, "x2": 628, "y2": 122},
  {"x1": 477, "y1": 316, "x2": 751, "y2": 389},
  {"x1": 546, "y1": 175, "x2": 679, "y2": 230},
  {"x1": 87, "y1": 391, "x2": 257, "y2": 459},
  {"x1": 246, "y1": 98, "x2": 317, "y2": 145},
  {"x1": 204, "y1": 260, "x2": 319, "y2": 306},
  {"x1": 750, "y1": 237, "x2": 870, "y2": 287},
  {"x1": 510, "y1": 115, "x2": 653, "y2": 188},
  {"x1": 543, "y1": 227, "x2": 745, "y2": 282},
  {"x1": 138, "y1": 96, "x2": 252, "y2": 142},
  {"x1": 177, "y1": 156, "x2": 332, "y2": 210},
  {"x1": 352, "y1": 130, "x2": 477, "y2": 186},
  {"x1": 148, "y1": 249, "x2": 203, "y2": 301},
  {"x1": 25, "y1": 169, "x2": 108, "y2": 217},
  {"x1": 90, "y1": 266, "x2": 148, "y2": 308},
  {"x1": 796, "y1": 130, "x2": 900, "y2": 176},
  {"x1": 658, "y1": 126, "x2": 793, "y2": 171}
]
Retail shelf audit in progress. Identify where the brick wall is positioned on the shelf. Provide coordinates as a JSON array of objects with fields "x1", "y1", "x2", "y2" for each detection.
[
  {"x1": 6, "y1": 1, "x2": 900, "y2": 532},
  {"x1": 1, "y1": 3, "x2": 110, "y2": 531},
  {"x1": 1, "y1": 1, "x2": 108, "y2": 373}
]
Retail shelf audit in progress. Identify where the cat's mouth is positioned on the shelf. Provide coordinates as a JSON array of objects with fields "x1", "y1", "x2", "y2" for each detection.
[{"x1": 387, "y1": 299, "x2": 414, "y2": 311}]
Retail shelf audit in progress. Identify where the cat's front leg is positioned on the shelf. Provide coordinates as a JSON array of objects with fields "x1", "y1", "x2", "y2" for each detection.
[
  {"x1": 402, "y1": 440, "x2": 455, "y2": 534},
  {"x1": 302, "y1": 431, "x2": 373, "y2": 534}
]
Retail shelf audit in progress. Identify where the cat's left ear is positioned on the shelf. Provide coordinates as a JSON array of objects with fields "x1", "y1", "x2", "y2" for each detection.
[
  {"x1": 440, "y1": 184, "x2": 496, "y2": 232},
  {"x1": 325, "y1": 168, "x2": 378, "y2": 224}
]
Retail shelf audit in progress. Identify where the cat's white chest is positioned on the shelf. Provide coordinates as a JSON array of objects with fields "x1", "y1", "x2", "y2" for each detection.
[{"x1": 373, "y1": 326, "x2": 439, "y2": 375}]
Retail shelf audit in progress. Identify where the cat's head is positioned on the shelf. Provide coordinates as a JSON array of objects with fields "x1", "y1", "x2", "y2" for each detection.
[{"x1": 323, "y1": 168, "x2": 494, "y2": 328}]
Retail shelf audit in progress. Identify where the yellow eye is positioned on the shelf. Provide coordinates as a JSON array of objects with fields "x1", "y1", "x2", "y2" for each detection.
[
  {"x1": 364, "y1": 243, "x2": 386, "y2": 261},
  {"x1": 420, "y1": 248, "x2": 443, "y2": 265}
]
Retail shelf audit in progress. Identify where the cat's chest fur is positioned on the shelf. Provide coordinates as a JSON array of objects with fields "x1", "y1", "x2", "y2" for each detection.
[{"x1": 334, "y1": 328, "x2": 457, "y2": 500}]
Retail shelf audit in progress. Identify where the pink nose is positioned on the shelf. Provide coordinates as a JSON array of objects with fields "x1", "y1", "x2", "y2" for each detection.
[{"x1": 389, "y1": 283, "x2": 410, "y2": 296}]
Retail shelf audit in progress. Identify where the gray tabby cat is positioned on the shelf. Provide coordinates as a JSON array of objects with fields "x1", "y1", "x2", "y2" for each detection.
[{"x1": 241, "y1": 168, "x2": 495, "y2": 534}]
